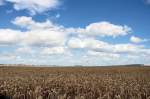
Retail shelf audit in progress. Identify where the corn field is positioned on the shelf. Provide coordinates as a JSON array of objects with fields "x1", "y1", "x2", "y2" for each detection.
[{"x1": 0, "y1": 66, "x2": 150, "y2": 99}]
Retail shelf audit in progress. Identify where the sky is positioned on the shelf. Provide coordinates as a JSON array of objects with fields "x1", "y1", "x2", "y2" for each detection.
[{"x1": 0, "y1": 0, "x2": 150, "y2": 66}]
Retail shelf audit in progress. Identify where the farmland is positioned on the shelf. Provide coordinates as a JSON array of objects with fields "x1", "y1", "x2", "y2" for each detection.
[{"x1": 0, "y1": 66, "x2": 150, "y2": 99}]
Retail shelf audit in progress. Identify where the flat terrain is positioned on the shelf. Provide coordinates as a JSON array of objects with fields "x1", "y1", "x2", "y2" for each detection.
[{"x1": 0, "y1": 66, "x2": 150, "y2": 99}]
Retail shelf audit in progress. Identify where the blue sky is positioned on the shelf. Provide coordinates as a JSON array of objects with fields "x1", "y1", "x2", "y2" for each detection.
[{"x1": 0, "y1": 0, "x2": 150, "y2": 66}]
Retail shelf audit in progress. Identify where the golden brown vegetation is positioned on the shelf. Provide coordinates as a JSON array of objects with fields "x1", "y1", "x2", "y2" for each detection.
[{"x1": 0, "y1": 66, "x2": 150, "y2": 99}]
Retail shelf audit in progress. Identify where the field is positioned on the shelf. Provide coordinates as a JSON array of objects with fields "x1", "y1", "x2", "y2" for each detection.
[{"x1": 0, "y1": 66, "x2": 150, "y2": 99}]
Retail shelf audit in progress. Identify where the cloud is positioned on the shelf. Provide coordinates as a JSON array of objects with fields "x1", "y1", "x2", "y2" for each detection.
[
  {"x1": 68, "y1": 36, "x2": 150, "y2": 57},
  {"x1": 12, "y1": 16, "x2": 55, "y2": 30},
  {"x1": 16, "y1": 46, "x2": 33, "y2": 54},
  {"x1": 113, "y1": 44, "x2": 144, "y2": 54},
  {"x1": 130, "y1": 36, "x2": 147, "y2": 43},
  {"x1": 12, "y1": 17, "x2": 132, "y2": 39},
  {"x1": 22, "y1": 29, "x2": 66, "y2": 47},
  {"x1": 68, "y1": 37, "x2": 111, "y2": 52},
  {"x1": 77, "y1": 21, "x2": 132, "y2": 37},
  {"x1": 0, "y1": 29, "x2": 22, "y2": 45},
  {"x1": 87, "y1": 50, "x2": 120, "y2": 59},
  {"x1": 41, "y1": 47, "x2": 66, "y2": 55},
  {"x1": 0, "y1": 16, "x2": 150, "y2": 65},
  {"x1": 6, "y1": 0, "x2": 60, "y2": 15},
  {"x1": 12, "y1": 16, "x2": 67, "y2": 47},
  {"x1": 0, "y1": 16, "x2": 67, "y2": 48},
  {"x1": 67, "y1": 37, "x2": 85, "y2": 49},
  {"x1": 130, "y1": 36, "x2": 143, "y2": 43},
  {"x1": 0, "y1": 29, "x2": 66, "y2": 47}
]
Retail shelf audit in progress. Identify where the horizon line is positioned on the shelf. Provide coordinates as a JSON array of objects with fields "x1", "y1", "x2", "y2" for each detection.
[{"x1": 0, "y1": 64, "x2": 148, "y2": 67}]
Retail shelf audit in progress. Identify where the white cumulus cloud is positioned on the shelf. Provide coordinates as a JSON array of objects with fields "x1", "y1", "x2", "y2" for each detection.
[
  {"x1": 130, "y1": 36, "x2": 147, "y2": 43},
  {"x1": 23, "y1": 29, "x2": 66, "y2": 47},
  {"x1": 68, "y1": 36, "x2": 150, "y2": 58},
  {"x1": 77, "y1": 21, "x2": 132, "y2": 37},
  {"x1": 6, "y1": 0, "x2": 60, "y2": 15},
  {"x1": 68, "y1": 37, "x2": 113, "y2": 52},
  {"x1": 0, "y1": 16, "x2": 67, "y2": 48},
  {"x1": 12, "y1": 16, "x2": 56, "y2": 30},
  {"x1": 0, "y1": 16, "x2": 150, "y2": 65},
  {"x1": 0, "y1": 29, "x2": 23, "y2": 45}
]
